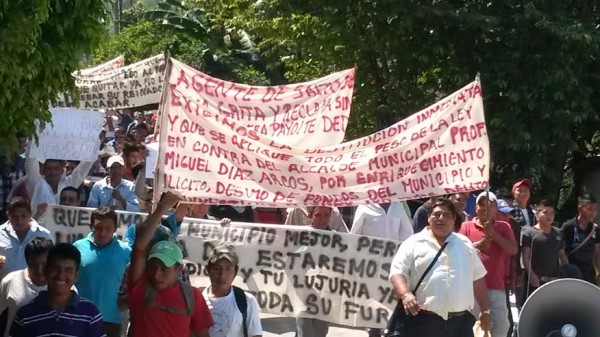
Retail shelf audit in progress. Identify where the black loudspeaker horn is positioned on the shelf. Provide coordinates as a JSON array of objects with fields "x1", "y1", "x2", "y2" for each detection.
[{"x1": 519, "y1": 279, "x2": 600, "y2": 337}]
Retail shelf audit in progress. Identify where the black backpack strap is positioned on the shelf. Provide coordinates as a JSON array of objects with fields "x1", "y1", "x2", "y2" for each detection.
[
  {"x1": 412, "y1": 241, "x2": 448, "y2": 293},
  {"x1": 233, "y1": 286, "x2": 248, "y2": 337}
]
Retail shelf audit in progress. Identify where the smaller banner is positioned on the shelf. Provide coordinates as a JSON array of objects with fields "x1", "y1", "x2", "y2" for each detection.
[
  {"x1": 52, "y1": 54, "x2": 166, "y2": 109},
  {"x1": 77, "y1": 55, "x2": 125, "y2": 75},
  {"x1": 44, "y1": 205, "x2": 398, "y2": 328},
  {"x1": 29, "y1": 108, "x2": 104, "y2": 161}
]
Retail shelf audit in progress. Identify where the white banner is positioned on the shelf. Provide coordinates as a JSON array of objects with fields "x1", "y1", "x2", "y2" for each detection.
[
  {"x1": 52, "y1": 54, "x2": 165, "y2": 109},
  {"x1": 77, "y1": 55, "x2": 125, "y2": 75},
  {"x1": 168, "y1": 59, "x2": 355, "y2": 146},
  {"x1": 29, "y1": 108, "x2": 104, "y2": 161},
  {"x1": 158, "y1": 76, "x2": 490, "y2": 206},
  {"x1": 44, "y1": 205, "x2": 397, "y2": 328}
]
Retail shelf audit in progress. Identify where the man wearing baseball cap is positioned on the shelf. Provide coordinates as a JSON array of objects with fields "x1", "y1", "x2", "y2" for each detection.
[
  {"x1": 87, "y1": 155, "x2": 140, "y2": 211},
  {"x1": 127, "y1": 192, "x2": 212, "y2": 337},
  {"x1": 203, "y1": 243, "x2": 262, "y2": 337},
  {"x1": 459, "y1": 192, "x2": 517, "y2": 337}
]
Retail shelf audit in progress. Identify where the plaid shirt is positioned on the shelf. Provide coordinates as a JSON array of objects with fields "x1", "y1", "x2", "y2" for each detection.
[
  {"x1": 1, "y1": 167, "x2": 24, "y2": 210},
  {"x1": 510, "y1": 203, "x2": 536, "y2": 230}
]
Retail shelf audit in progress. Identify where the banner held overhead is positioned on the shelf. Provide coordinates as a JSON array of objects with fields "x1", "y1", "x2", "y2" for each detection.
[{"x1": 157, "y1": 70, "x2": 490, "y2": 206}]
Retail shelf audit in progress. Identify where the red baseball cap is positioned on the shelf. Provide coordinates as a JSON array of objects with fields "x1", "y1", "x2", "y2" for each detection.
[{"x1": 512, "y1": 178, "x2": 532, "y2": 190}]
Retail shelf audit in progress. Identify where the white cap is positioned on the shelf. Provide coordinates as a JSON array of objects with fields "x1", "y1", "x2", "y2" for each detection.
[
  {"x1": 476, "y1": 191, "x2": 497, "y2": 204},
  {"x1": 107, "y1": 155, "x2": 125, "y2": 168}
]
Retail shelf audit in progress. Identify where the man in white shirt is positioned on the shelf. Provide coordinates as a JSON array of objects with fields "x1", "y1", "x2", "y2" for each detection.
[
  {"x1": 203, "y1": 243, "x2": 262, "y2": 337},
  {"x1": 351, "y1": 202, "x2": 413, "y2": 242},
  {"x1": 389, "y1": 198, "x2": 491, "y2": 336},
  {"x1": 0, "y1": 237, "x2": 53, "y2": 337},
  {"x1": 29, "y1": 158, "x2": 93, "y2": 219},
  {"x1": 87, "y1": 155, "x2": 140, "y2": 212},
  {"x1": 0, "y1": 197, "x2": 53, "y2": 280}
]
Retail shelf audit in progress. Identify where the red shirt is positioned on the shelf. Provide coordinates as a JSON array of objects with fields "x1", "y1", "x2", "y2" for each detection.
[
  {"x1": 128, "y1": 275, "x2": 213, "y2": 337},
  {"x1": 459, "y1": 219, "x2": 516, "y2": 290}
]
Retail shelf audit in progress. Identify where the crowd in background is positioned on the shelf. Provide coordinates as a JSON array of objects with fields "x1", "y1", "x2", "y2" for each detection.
[{"x1": 0, "y1": 109, "x2": 598, "y2": 337}]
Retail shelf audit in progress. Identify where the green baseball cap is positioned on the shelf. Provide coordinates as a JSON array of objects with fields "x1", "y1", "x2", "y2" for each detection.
[{"x1": 148, "y1": 241, "x2": 183, "y2": 267}]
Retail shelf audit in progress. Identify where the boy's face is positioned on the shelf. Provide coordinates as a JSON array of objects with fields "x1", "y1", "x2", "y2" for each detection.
[
  {"x1": 28, "y1": 253, "x2": 48, "y2": 287},
  {"x1": 45, "y1": 258, "x2": 78, "y2": 295},
  {"x1": 91, "y1": 219, "x2": 116, "y2": 247},
  {"x1": 208, "y1": 259, "x2": 237, "y2": 289},
  {"x1": 147, "y1": 258, "x2": 179, "y2": 289}
]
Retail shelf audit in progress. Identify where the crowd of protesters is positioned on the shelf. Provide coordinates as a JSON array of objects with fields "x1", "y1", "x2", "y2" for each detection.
[{"x1": 0, "y1": 109, "x2": 599, "y2": 337}]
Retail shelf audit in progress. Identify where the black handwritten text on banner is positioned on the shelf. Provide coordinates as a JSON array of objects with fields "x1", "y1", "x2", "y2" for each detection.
[
  {"x1": 53, "y1": 54, "x2": 165, "y2": 109},
  {"x1": 44, "y1": 205, "x2": 397, "y2": 328}
]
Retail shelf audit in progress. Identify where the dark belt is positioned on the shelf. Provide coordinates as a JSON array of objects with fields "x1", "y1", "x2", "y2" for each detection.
[{"x1": 420, "y1": 310, "x2": 468, "y2": 318}]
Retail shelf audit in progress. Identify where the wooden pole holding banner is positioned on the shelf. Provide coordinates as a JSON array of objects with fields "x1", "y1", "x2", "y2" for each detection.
[{"x1": 152, "y1": 50, "x2": 173, "y2": 212}]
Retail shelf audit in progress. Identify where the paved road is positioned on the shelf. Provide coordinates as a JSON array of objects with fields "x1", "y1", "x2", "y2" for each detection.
[
  {"x1": 261, "y1": 314, "x2": 369, "y2": 337},
  {"x1": 261, "y1": 294, "x2": 520, "y2": 336}
]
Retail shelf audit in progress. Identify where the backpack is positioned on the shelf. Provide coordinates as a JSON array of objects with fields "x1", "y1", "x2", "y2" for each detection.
[
  {"x1": 144, "y1": 279, "x2": 195, "y2": 316},
  {"x1": 233, "y1": 286, "x2": 248, "y2": 337}
]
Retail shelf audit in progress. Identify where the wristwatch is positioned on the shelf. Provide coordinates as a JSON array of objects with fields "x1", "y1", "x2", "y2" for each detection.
[{"x1": 482, "y1": 309, "x2": 491, "y2": 315}]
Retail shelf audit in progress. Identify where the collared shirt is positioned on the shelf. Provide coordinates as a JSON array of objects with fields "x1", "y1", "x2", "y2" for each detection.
[
  {"x1": 389, "y1": 228, "x2": 487, "y2": 319},
  {"x1": 87, "y1": 177, "x2": 140, "y2": 212},
  {"x1": 0, "y1": 220, "x2": 53, "y2": 280},
  {"x1": 351, "y1": 202, "x2": 413, "y2": 241},
  {"x1": 9, "y1": 291, "x2": 105, "y2": 337},
  {"x1": 74, "y1": 233, "x2": 131, "y2": 323},
  {"x1": 0, "y1": 269, "x2": 46, "y2": 337},
  {"x1": 29, "y1": 161, "x2": 93, "y2": 214}
]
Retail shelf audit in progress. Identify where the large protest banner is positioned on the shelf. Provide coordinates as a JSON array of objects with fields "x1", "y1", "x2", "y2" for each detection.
[
  {"x1": 45, "y1": 205, "x2": 398, "y2": 328},
  {"x1": 28, "y1": 108, "x2": 104, "y2": 161},
  {"x1": 52, "y1": 54, "x2": 165, "y2": 109},
  {"x1": 157, "y1": 75, "x2": 490, "y2": 206},
  {"x1": 77, "y1": 55, "x2": 125, "y2": 75},
  {"x1": 168, "y1": 58, "x2": 355, "y2": 146}
]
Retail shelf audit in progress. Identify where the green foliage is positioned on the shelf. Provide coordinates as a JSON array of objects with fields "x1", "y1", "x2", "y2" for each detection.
[
  {"x1": 200, "y1": 0, "x2": 600, "y2": 201},
  {"x1": 0, "y1": 0, "x2": 108, "y2": 148},
  {"x1": 93, "y1": 0, "x2": 600, "y2": 202}
]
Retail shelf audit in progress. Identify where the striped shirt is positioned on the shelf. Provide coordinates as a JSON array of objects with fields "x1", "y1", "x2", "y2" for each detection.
[{"x1": 9, "y1": 291, "x2": 106, "y2": 337}]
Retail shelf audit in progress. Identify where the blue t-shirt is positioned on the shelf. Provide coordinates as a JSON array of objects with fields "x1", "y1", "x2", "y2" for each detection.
[
  {"x1": 123, "y1": 212, "x2": 181, "y2": 249},
  {"x1": 73, "y1": 233, "x2": 131, "y2": 323}
]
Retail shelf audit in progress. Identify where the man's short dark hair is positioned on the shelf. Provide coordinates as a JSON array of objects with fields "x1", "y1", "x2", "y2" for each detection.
[
  {"x1": 535, "y1": 199, "x2": 555, "y2": 212},
  {"x1": 44, "y1": 159, "x2": 65, "y2": 166},
  {"x1": 60, "y1": 186, "x2": 79, "y2": 197},
  {"x1": 306, "y1": 206, "x2": 332, "y2": 216},
  {"x1": 578, "y1": 194, "x2": 597, "y2": 206},
  {"x1": 25, "y1": 237, "x2": 54, "y2": 264},
  {"x1": 123, "y1": 142, "x2": 146, "y2": 160},
  {"x1": 47, "y1": 243, "x2": 81, "y2": 271},
  {"x1": 91, "y1": 207, "x2": 118, "y2": 229},
  {"x1": 7, "y1": 197, "x2": 31, "y2": 214}
]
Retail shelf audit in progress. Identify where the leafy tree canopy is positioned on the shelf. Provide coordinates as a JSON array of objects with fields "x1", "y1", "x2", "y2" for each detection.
[{"x1": 0, "y1": 0, "x2": 108, "y2": 148}]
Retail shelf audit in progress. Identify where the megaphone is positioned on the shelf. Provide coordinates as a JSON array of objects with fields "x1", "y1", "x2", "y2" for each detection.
[{"x1": 519, "y1": 279, "x2": 600, "y2": 337}]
